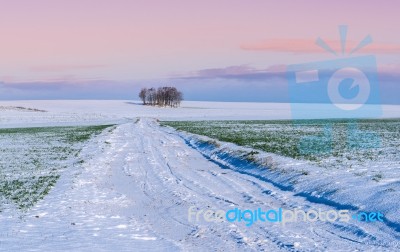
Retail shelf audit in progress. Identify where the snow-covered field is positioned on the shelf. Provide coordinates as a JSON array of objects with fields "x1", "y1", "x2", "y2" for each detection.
[
  {"x1": 1, "y1": 100, "x2": 400, "y2": 128},
  {"x1": 1, "y1": 100, "x2": 400, "y2": 251}
]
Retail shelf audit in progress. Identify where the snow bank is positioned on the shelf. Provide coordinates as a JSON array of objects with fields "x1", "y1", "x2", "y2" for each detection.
[{"x1": 172, "y1": 128, "x2": 400, "y2": 233}]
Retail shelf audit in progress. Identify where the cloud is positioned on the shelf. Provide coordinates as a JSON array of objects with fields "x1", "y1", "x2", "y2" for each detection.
[
  {"x1": 29, "y1": 64, "x2": 107, "y2": 72},
  {"x1": 0, "y1": 80, "x2": 137, "y2": 100},
  {"x1": 195, "y1": 65, "x2": 259, "y2": 77},
  {"x1": 169, "y1": 63, "x2": 400, "y2": 104},
  {"x1": 241, "y1": 39, "x2": 400, "y2": 54},
  {"x1": 174, "y1": 64, "x2": 286, "y2": 81},
  {"x1": 1, "y1": 63, "x2": 399, "y2": 104}
]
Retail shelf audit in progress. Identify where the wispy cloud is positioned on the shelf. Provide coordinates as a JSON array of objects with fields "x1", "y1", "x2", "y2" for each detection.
[
  {"x1": 174, "y1": 64, "x2": 286, "y2": 80},
  {"x1": 0, "y1": 80, "x2": 136, "y2": 100},
  {"x1": 1, "y1": 63, "x2": 399, "y2": 104},
  {"x1": 29, "y1": 64, "x2": 107, "y2": 72},
  {"x1": 241, "y1": 39, "x2": 400, "y2": 54}
]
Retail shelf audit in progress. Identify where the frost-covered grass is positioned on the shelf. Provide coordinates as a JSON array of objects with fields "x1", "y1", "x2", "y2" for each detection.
[
  {"x1": 0, "y1": 125, "x2": 113, "y2": 211},
  {"x1": 163, "y1": 119, "x2": 400, "y2": 170}
]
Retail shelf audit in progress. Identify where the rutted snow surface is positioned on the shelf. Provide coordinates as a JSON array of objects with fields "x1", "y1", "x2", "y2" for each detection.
[{"x1": 1, "y1": 118, "x2": 399, "y2": 251}]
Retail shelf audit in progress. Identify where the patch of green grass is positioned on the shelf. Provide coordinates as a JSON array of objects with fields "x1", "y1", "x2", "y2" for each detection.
[
  {"x1": 162, "y1": 119, "x2": 400, "y2": 169},
  {"x1": 0, "y1": 124, "x2": 113, "y2": 211},
  {"x1": 0, "y1": 175, "x2": 60, "y2": 209},
  {"x1": 63, "y1": 125, "x2": 113, "y2": 143}
]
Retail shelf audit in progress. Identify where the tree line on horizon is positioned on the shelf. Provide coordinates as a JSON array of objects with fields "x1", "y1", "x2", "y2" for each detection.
[{"x1": 139, "y1": 86, "x2": 183, "y2": 107}]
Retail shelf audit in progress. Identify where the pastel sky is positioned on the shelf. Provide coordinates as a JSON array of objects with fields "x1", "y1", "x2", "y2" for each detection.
[{"x1": 0, "y1": 0, "x2": 399, "y2": 103}]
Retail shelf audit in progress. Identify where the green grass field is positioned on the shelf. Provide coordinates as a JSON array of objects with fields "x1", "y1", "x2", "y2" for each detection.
[
  {"x1": 163, "y1": 119, "x2": 400, "y2": 170},
  {"x1": 0, "y1": 125, "x2": 113, "y2": 210}
]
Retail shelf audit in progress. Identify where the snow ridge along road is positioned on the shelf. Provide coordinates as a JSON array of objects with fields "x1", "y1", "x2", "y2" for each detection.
[{"x1": 2, "y1": 118, "x2": 399, "y2": 251}]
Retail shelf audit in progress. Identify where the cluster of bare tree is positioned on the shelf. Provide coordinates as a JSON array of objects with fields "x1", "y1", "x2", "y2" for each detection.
[{"x1": 139, "y1": 87, "x2": 183, "y2": 107}]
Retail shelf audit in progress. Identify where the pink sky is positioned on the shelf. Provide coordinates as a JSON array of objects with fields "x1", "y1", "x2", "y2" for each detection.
[{"x1": 0, "y1": 0, "x2": 399, "y2": 83}]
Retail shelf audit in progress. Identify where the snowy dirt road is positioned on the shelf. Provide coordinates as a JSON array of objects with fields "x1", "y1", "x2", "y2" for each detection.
[{"x1": 1, "y1": 118, "x2": 399, "y2": 251}]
